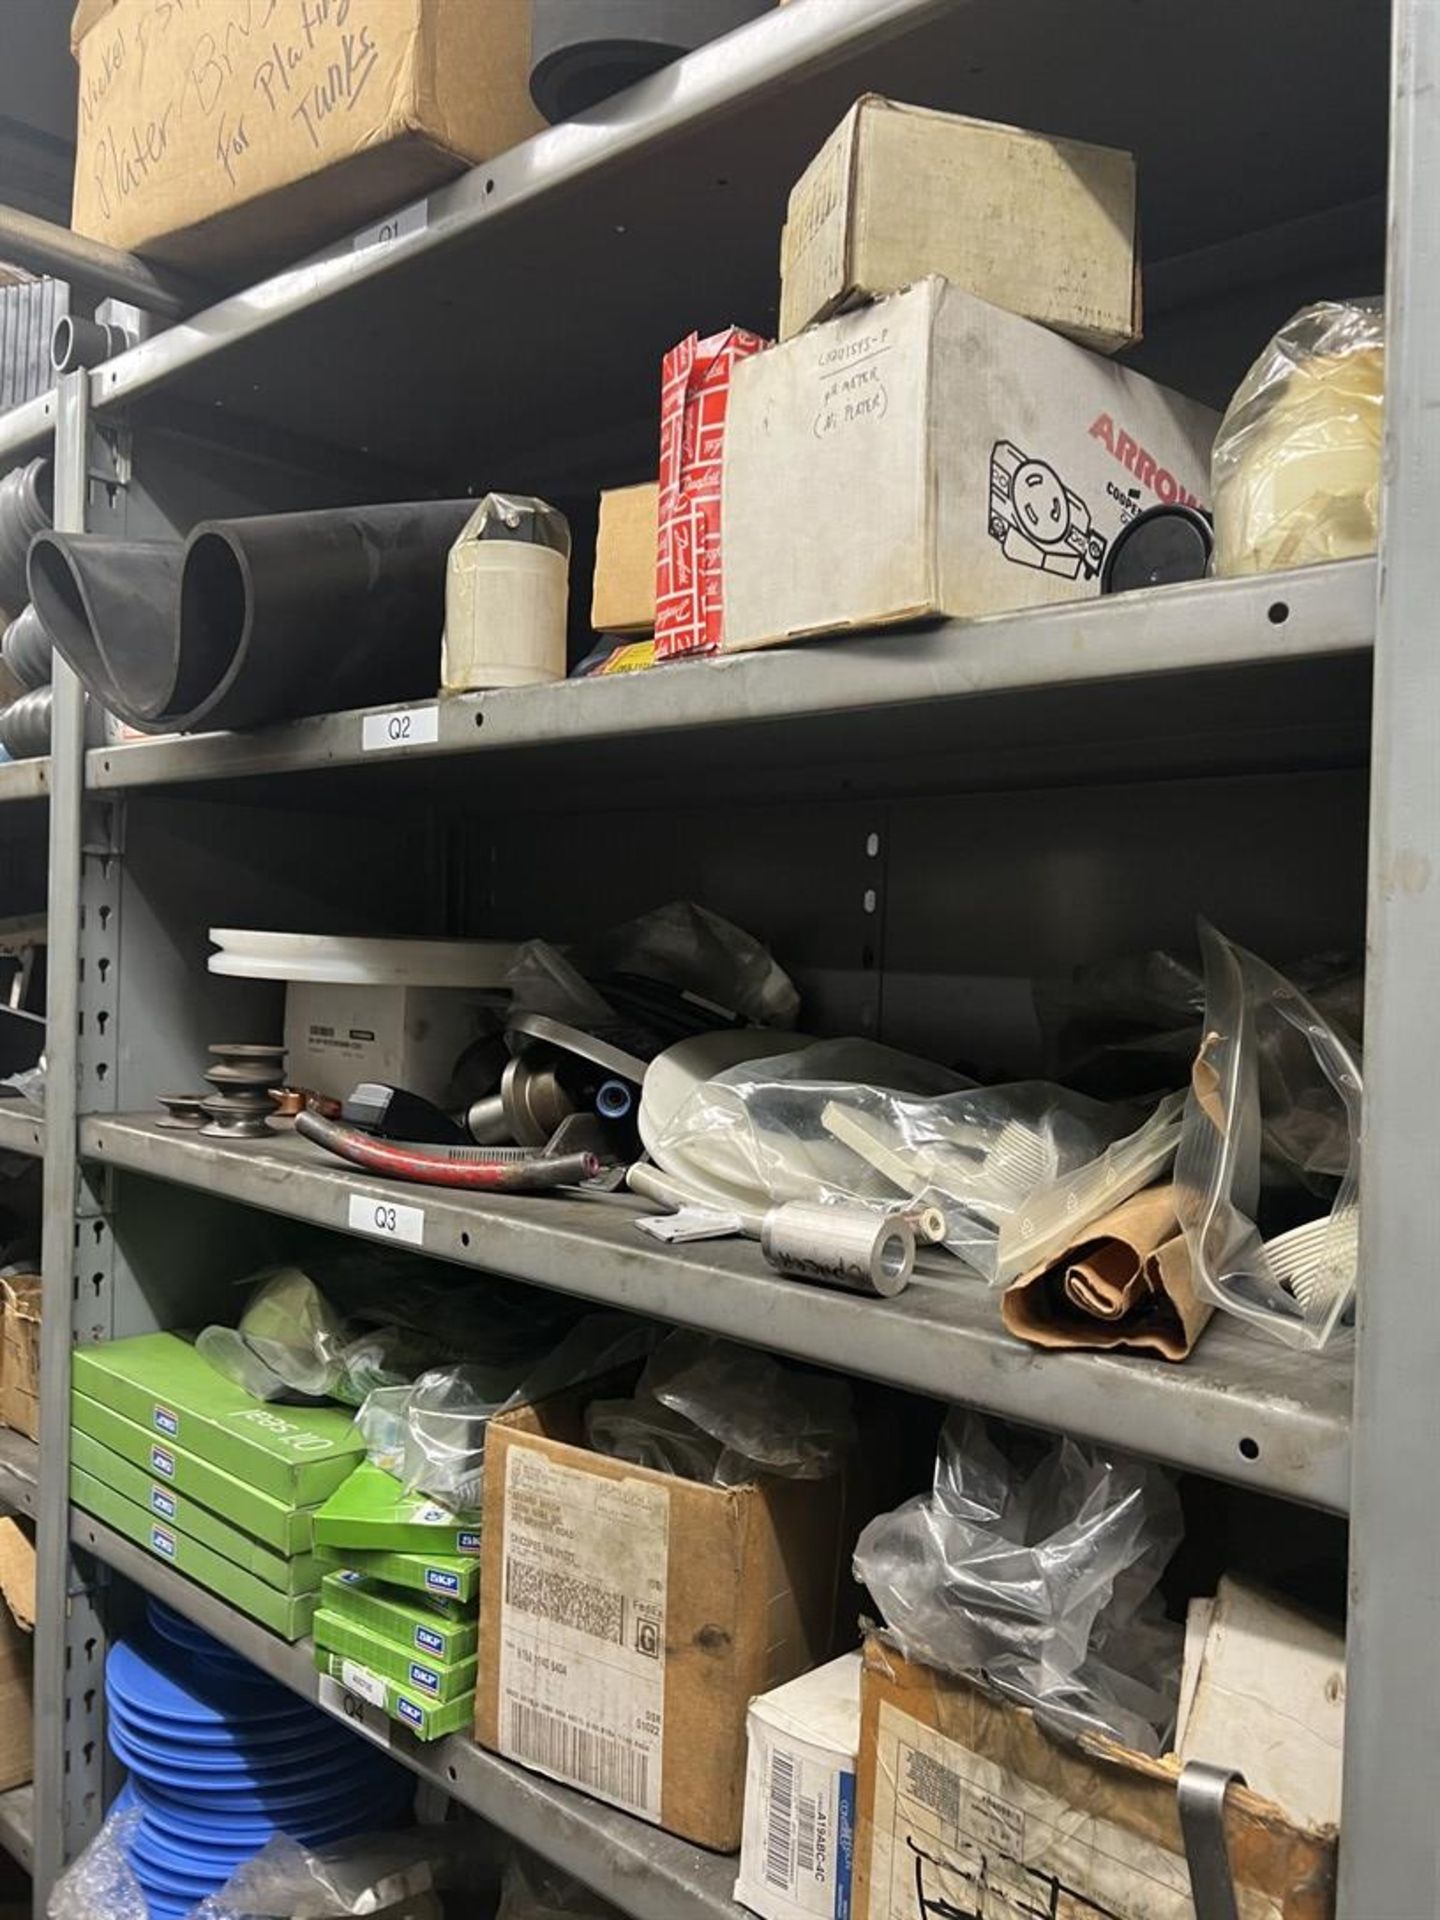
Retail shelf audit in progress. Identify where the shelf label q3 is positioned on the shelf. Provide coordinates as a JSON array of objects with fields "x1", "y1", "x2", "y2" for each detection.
[
  {"x1": 348, "y1": 1192, "x2": 425, "y2": 1246},
  {"x1": 361, "y1": 703, "x2": 439, "y2": 752}
]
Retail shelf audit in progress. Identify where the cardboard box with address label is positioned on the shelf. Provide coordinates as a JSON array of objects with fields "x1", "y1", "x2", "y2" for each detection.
[
  {"x1": 476, "y1": 1383, "x2": 848, "y2": 1851},
  {"x1": 69, "y1": 0, "x2": 544, "y2": 278},
  {"x1": 853, "y1": 1637, "x2": 1337, "y2": 1920},
  {"x1": 721, "y1": 277, "x2": 1218, "y2": 654}
]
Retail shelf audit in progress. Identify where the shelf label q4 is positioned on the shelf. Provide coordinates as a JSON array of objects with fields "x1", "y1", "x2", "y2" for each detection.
[
  {"x1": 361, "y1": 703, "x2": 439, "y2": 752},
  {"x1": 319, "y1": 1674, "x2": 392, "y2": 1751},
  {"x1": 348, "y1": 1192, "x2": 425, "y2": 1246}
]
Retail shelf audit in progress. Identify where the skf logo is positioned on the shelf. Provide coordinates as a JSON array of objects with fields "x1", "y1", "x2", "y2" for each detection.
[
  {"x1": 415, "y1": 1626, "x2": 443, "y2": 1655},
  {"x1": 1089, "y1": 414, "x2": 1201, "y2": 507},
  {"x1": 427, "y1": 1569, "x2": 460, "y2": 1595},
  {"x1": 398, "y1": 1697, "x2": 423, "y2": 1727}
]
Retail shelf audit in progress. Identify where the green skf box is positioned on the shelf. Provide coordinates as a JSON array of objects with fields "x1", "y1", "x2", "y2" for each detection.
[
  {"x1": 322, "y1": 1569, "x2": 477, "y2": 1662},
  {"x1": 71, "y1": 1466, "x2": 319, "y2": 1641},
  {"x1": 313, "y1": 1606, "x2": 477, "y2": 1705},
  {"x1": 314, "y1": 1463, "x2": 483, "y2": 1558},
  {"x1": 70, "y1": 1430, "x2": 325, "y2": 1594},
  {"x1": 313, "y1": 1648, "x2": 473, "y2": 1742},
  {"x1": 72, "y1": 1392, "x2": 315, "y2": 1555},
  {"x1": 317, "y1": 1542, "x2": 479, "y2": 1604},
  {"x1": 73, "y1": 1334, "x2": 362, "y2": 1505}
]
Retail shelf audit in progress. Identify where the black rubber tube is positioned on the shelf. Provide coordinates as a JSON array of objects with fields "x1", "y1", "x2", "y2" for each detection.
[{"x1": 28, "y1": 500, "x2": 476, "y2": 735}]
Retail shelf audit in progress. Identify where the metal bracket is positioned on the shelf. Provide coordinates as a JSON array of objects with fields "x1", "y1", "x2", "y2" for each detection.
[
  {"x1": 1178, "y1": 1760, "x2": 1246, "y2": 1920},
  {"x1": 89, "y1": 421, "x2": 132, "y2": 490}
]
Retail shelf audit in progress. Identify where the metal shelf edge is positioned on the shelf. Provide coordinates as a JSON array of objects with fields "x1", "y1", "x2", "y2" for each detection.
[
  {"x1": 81, "y1": 1116, "x2": 1352, "y2": 1512},
  {"x1": 0, "y1": 1108, "x2": 45, "y2": 1161},
  {"x1": 0, "y1": 391, "x2": 55, "y2": 467},
  {"x1": 70, "y1": 1513, "x2": 743, "y2": 1920},
  {"x1": 0, "y1": 1429, "x2": 38, "y2": 1520},
  {"x1": 85, "y1": 560, "x2": 1377, "y2": 794},
  {"x1": 0, "y1": 1782, "x2": 35, "y2": 1875}
]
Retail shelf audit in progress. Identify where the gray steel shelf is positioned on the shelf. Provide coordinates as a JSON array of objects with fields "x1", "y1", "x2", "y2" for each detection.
[
  {"x1": 86, "y1": 561, "x2": 1376, "y2": 800},
  {"x1": 0, "y1": 389, "x2": 54, "y2": 467},
  {"x1": 0, "y1": 1108, "x2": 44, "y2": 1161},
  {"x1": 82, "y1": 1115, "x2": 1352, "y2": 1513},
  {"x1": 0, "y1": 1783, "x2": 34, "y2": 1875},
  {"x1": 0, "y1": 760, "x2": 48, "y2": 807},
  {"x1": 84, "y1": 0, "x2": 1388, "y2": 476},
  {"x1": 70, "y1": 1514, "x2": 742, "y2": 1920},
  {"x1": 0, "y1": 1428, "x2": 38, "y2": 1520}
]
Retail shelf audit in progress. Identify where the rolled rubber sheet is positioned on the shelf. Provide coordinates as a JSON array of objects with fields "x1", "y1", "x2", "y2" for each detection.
[{"x1": 28, "y1": 500, "x2": 475, "y2": 734}]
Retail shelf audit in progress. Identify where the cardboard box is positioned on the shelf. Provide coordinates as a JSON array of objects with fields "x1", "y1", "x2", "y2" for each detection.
[
  {"x1": 0, "y1": 1523, "x2": 32, "y2": 1795},
  {"x1": 72, "y1": 1333, "x2": 363, "y2": 1505},
  {"x1": 70, "y1": 0, "x2": 544, "y2": 278},
  {"x1": 853, "y1": 1638, "x2": 1337, "y2": 1920},
  {"x1": 314, "y1": 1462, "x2": 482, "y2": 1558},
  {"x1": 592, "y1": 483, "x2": 659, "y2": 635},
  {"x1": 286, "y1": 980, "x2": 494, "y2": 1106},
  {"x1": 656, "y1": 326, "x2": 768, "y2": 659},
  {"x1": 314, "y1": 1605, "x2": 477, "y2": 1703},
  {"x1": 324, "y1": 1568, "x2": 476, "y2": 1660},
  {"x1": 476, "y1": 1389, "x2": 846, "y2": 1851},
  {"x1": 0, "y1": 1276, "x2": 39, "y2": 1443},
  {"x1": 71, "y1": 1467, "x2": 319, "y2": 1640},
  {"x1": 313, "y1": 1647, "x2": 473, "y2": 1741},
  {"x1": 722, "y1": 279, "x2": 1217, "y2": 653},
  {"x1": 780, "y1": 97, "x2": 1140, "y2": 352},
  {"x1": 70, "y1": 1429, "x2": 324, "y2": 1593},
  {"x1": 71, "y1": 1390, "x2": 315, "y2": 1554},
  {"x1": 736, "y1": 1652, "x2": 862, "y2": 1920},
  {"x1": 317, "y1": 1542, "x2": 479, "y2": 1603}
]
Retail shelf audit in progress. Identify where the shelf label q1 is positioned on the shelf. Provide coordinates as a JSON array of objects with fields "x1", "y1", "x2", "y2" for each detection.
[
  {"x1": 361, "y1": 704, "x2": 439, "y2": 752},
  {"x1": 318, "y1": 1674, "x2": 392, "y2": 1750},
  {"x1": 348, "y1": 1192, "x2": 425, "y2": 1246},
  {"x1": 352, "y1": 198, "x2": 428, "y2": 255}
]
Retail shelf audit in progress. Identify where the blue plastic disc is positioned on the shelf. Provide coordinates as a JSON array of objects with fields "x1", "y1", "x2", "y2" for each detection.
[
  {"x1": 122, "y1": 1745, "x2": 404, "y2": 1813},
  {"x1": 107, "y1": 1640, "x2": 302, "y2": 1726},
  {"x1": 107, "y1": 1710, "x2": 357, "y2": 1777},
  {"x1": 106, "y1": 1693, "x2": 320, "y2": 1751}
]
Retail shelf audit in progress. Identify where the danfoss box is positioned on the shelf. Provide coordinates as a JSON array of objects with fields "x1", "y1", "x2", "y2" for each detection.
[{"x1": 721, "y1": 278, "x2": 1217, "y2": 653}]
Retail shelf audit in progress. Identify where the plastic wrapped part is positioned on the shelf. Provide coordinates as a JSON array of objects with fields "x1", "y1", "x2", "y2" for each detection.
[
  {"x1": 854, "y1": 1412, "x2": 1183, "y2": 1754},
  {"x1": 1175, "y1": 922, "x2": 1363, "y2": 1348},
  {"x1": 497, "y1": 1847, "x2": 624, "y2": 1919},
  {"x1": 46, "y1": 1804, "x2": 147, "y2": 1920},
  {"x1": 198, "y1": 1266, "x2": 355, "y2": 1402},
  {"x1": 651, "y1": 1040, "x2": 1182, "y2": 1284},
  {"x1": 196, "y1": 1826, "x2": 500, "y2": 1919},
  {"x1": 639, "y1": 1328, "x2": 855, "y2": 1484},
  {"x1": 584, "y1": 1394, "x2": 726, "y2": 1481},
  {"x1": 1213, "y1": 299, "x2": 1384, "y2": 577},
  {"x1": 443, "y1": 495, "x2": 571, "y2": 694}
]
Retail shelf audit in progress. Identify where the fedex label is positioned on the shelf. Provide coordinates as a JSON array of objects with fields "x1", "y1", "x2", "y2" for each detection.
[
  {"x1": 151, "y1": 1524, "x2": 176, "y2": 1559},
  {"x1": 415, "y1": 1626, "x2": 444, "y2": 1656},
  {"x1": 408, "y1": 1661, "x2": 440, "y2": 1695},
  {"x1": 149, "y1": 1486, "x2": 176, "y2": 1521},
  {"x1": 150, "y1": 1444, "x2": 175, "y2": 1478},
  {"x1": 152, "y1": 1405, "x2": 179, "y2": 1438},
  {"x1": 426, "y1": 1569, "x2": 460, "y2": 1595}
]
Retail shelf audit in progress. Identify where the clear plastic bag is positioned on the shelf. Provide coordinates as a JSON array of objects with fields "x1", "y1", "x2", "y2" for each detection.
[
  {"x1": 1213, "y1": 299, "x2": 1383, "y2": 577},
  {"x1": 47, "y1": 1805, "x2": 146, "y2": 1920},
  {"x1": 1175, "y1": 922, "x2": 1362, "y2": 1348},
  {"x1": 583, "y1": 1395, "x2": 725, "y2": 1482},
  {"x1": 196, "y1": 1826, "x2": 500, "y2": 1918},
  {"x1": 641, "y1": 1329, "x2": 854, "y2": 1484},
  {"x1": 497, "y1": 1849, "x2": 623, "y2": 1919},
  {"x1": 198, "y1": 1267, "x2": 360, "y2": 1403},
  {"x1": 854, "y1": 1412, "x2": 1182, "y2": 1754},
  {"x1": 651, "y1": 1041, "x2": 1183, "y2": 1286}
]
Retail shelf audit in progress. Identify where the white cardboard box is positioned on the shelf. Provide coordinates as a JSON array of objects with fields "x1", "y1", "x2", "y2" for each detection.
[
  {"x1": 736, "y1": 1653, "x2": 862, "y2": 1920},
  {"x1": 285, "y1": 981, "x2": 491, "y2": 1105},
  {"x1": 780, "y1": 97, "x2": 1140, "y2": 352},
  {"x1": 722, "y1": 278, "x2": 1218, "y2": 654}
]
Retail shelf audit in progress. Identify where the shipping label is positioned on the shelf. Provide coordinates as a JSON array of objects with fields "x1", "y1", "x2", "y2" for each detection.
[
  {"x1": 498, "y1": 1447, "x2": 668, "y2": 1823},
  {"x1": 866, "y1": 1702, "x2": 1283, "y2": 1920},
  {"x1": 747, "y1": 1732, "x2": 856, "y2": 1920}
]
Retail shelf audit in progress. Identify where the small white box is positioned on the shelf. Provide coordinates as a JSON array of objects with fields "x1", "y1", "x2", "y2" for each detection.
[
  {"x1": 284, "y1": 982, "x2": 491, "y2": 1106},
  {"x1": 736, "y1": 1653, "x2": 862, "y2": 1920},
  {"x1": 722, "y1": 278, "x2": 1218, "y2": 653}
]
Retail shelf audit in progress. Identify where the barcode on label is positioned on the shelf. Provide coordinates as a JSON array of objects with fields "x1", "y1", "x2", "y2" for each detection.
[
  {"x1": 505, "y1": 1557, "x2": 623, "y2": 1645},
  {"x1": 797, "y1": 1791, "x2": 818, "y2": 1876},
  {"x1": 508, "y1": 1700, "x2": 649, "y2": 1812},
  {"x1": 765, "y1": 1750, "x2": 796, "y2": 1889}
]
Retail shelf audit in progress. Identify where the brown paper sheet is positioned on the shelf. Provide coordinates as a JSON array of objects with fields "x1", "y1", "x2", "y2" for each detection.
[{"x1": 1002, "y1": 1184, "x2": 1212, "y2": 1361}]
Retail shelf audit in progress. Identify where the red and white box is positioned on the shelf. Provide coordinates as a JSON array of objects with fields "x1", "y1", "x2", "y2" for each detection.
[{"x1": 655, "y1": 325, "x2": 768, "y2": 658}]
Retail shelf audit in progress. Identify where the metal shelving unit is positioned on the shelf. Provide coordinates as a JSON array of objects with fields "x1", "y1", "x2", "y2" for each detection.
[
  {"x1": 2, "y1": 0, "x2": 1428, "y2": 1913},
  {"x1": 0, "y1": 1785, "x2": 35, "y2": 1877}
]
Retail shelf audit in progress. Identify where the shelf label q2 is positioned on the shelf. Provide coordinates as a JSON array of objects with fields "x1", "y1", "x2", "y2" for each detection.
[
  {"x1": 361, "y1": 704, "x2": 439, "y2": 752},
  {"x1": 348, "y1": 1192, "x2": 425, "y2": 1247}
]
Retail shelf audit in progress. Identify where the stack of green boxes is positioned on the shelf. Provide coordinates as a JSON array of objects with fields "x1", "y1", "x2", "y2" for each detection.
[
  {"x1": 70, "y1": 1333, "x2": 365, "y2": 1640},
  {"x1": 311, "y1": 1462, "x2": 482, "y2": 1741}
]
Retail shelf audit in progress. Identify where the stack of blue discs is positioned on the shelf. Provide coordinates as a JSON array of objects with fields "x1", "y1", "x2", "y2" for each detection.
[{"x1": 106, "y1": 1602, "x2": 412, "y2": 1918}]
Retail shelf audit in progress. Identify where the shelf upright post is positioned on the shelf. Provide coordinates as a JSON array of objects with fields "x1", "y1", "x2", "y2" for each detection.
[
  {"x1": 32, "y1": 372, "x2": 108, "y2": 1908},
  {"x1": 1340, "y1": 1, "x2": 1440, "y2": 1914}
]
